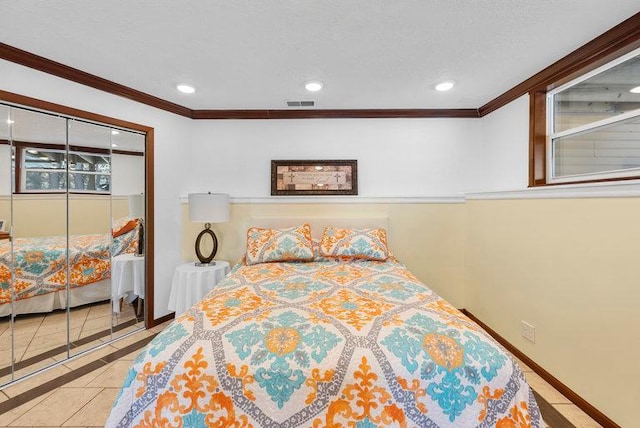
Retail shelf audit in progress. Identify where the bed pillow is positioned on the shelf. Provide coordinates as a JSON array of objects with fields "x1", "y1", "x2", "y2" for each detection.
[
  {"x1": 245, "y1": 223, "x2": 314, "y2": 265},
  {"x1": 319, "y1": 227, "x2": 390, "y2": 261},
  {"x1": 112, "y1": 217, "x2": 139, "y2": 238}
]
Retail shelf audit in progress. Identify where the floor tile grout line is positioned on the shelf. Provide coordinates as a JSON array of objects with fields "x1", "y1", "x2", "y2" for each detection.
[
  {"x1": 22, "y1": 313, "x2": 57, "y2": 364},
  {"x1": 16, "y1": 315, "x2": 45, "y2": 364},
  {"x1": 77, "y1": 307, "x2": 90, "y2": 341},
  {"x1": 60, "y1": 386, "x2": 106, "y2": 426}
]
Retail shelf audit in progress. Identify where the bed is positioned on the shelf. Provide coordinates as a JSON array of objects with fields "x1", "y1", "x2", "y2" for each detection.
[
  {"x1": 107, "y1": 220, "x2": 542, "y2": 427},
  {"x1": 0, "y1": 217, "x2": 140, "y2": 316}
]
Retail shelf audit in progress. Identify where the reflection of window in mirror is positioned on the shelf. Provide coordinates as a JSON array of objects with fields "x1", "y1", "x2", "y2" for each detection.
[{"x1": 19, "y1": 147, "x2": 111, "y2": 193}]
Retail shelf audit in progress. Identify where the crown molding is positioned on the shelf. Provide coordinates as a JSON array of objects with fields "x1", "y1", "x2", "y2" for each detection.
[
  {"x1": 191, "y1": 108, "x2": 479, "y2": 119},
  {"x1": 479, "y1": 11, "x2": 640, "y2": 116},
  {"x1": 2, "y1": 11, "x2": 639, "y2": 120},
  {"x1": 0, "y1": 42, "x2": 192, "y2": 118}
]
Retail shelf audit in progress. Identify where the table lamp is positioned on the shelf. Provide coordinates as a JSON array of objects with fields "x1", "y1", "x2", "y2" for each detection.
[
  {"x1": 188, "y1": 192, "x2": 230, "y2": 266},
  {"x1": 128, "y1": 193, "x2": 145, "y2": 257}
]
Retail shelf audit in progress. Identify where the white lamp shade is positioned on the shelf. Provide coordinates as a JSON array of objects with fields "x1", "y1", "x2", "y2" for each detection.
[
  {"x1": 189, "y1": 193, "x2": 230, "y2": 223},
  {"x1": 128, "y1": 194, "x2": 145, "y2": 218}
]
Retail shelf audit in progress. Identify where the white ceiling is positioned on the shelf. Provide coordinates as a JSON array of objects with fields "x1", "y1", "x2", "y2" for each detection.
[{"x1": 1, "y1": 1, "x2": 639, "y2": 110}]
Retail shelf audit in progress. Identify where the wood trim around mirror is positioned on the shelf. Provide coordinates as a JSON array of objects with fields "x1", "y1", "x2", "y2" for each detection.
[{"x1": 0, "y1": 89, "x2": 157, "y2": 328}]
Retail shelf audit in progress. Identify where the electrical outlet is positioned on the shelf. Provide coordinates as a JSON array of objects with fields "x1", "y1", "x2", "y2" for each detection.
[{"x1": 521, "y1": 321, "x2": 535, "y2": 343}]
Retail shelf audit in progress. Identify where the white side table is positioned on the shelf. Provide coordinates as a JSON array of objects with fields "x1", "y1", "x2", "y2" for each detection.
[
  {"x1": 168, "y1": 261, "x2": 231, "y2": 316},
  {"x1": 112, "y1": 254, "x2": 145, "y2": 314}
]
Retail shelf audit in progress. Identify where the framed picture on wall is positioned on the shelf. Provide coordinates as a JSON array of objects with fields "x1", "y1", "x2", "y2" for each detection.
[
  {"x1": 0, "y1": 220, "x2": 5, "y2": 231},
  {"x1": 271, "y1": 160, "x2": 358, "y2": 196}
]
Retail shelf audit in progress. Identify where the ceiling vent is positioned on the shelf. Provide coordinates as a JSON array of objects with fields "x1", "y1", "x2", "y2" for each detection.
[{"x1": 286, "y1": 100, "x2": 315, "y2": 107}]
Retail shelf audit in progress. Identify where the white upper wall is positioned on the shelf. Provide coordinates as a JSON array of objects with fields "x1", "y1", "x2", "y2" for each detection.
[
  {"x1": 479, "y1": 95, "x2": 530, "y2": 191},
  {"x1": 188, "y1": 118, "x2": 484, "y2": 197},
  {"x1": 111, "y1": 153, "x2": 145, "y2": 196}
]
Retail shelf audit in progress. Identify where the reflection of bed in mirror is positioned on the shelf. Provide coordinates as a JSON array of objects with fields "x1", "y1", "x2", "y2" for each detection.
[{"x1": 0, "y1": 218, "x2": 139, "y2": 317}]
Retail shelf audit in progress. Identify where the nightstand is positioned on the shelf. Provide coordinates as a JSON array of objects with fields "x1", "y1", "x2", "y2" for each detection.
[
  {"x1": 168, "y1": 261, "x2": 231, "y2": 316},
  {"x1": 112, "y1": 253, "x2": 145, "y2": 315}
]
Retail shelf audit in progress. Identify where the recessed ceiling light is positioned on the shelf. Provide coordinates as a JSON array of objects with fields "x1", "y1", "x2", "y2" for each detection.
[
  {"x1": 111, "y1": 130, "x2": 120, "y2": 135},
  {"x1": 630, "y1": 85, "x2": 640, "y2": 93},
  {"x1": 6, "y1": 119, "x2": 14, "y2": 124},
  {"x1": 177, "y1": 84, "x2": 196, "y2": 94},
  {"x1": 305, "y1": 81, "x2": 323, "y2": 92},
  {"x1": 434, "y1": 81, "x2": 455, "y2": 92},
  {"x1": 111, "y1": 143, "x2": 118, "y2": 148}
]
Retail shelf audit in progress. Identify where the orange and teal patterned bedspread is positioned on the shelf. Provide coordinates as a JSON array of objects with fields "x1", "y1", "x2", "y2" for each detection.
[
  {"x1": 0, "y1": 229, "x2": 137, "y2": 305},
  {"x1": 108, "y1": 258, "x2": 542, "y2": 427}
]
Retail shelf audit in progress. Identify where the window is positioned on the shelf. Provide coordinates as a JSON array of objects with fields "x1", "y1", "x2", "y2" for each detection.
[
  {"x1": 532, "y1": 46, "x2": 640, "y2": 186},
  {"x1": 19, "y1": 146, "x2": 111, "y2": 193},
  {"x1": 547, "y1": 48, "x2": 640, "y2": 184}
]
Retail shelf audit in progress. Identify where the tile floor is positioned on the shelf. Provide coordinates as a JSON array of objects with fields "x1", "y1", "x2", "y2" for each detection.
[
  {"x1": 0, "y1": 301, "x2": 140, "y2": 364},
  {"x1": 0, "y1": 301, "x2": 142, "y2": 387},
  {"x1": 513, "y1": 357, "x2": 603, "y2": 428},
  {"x1": 0, "y1": 320, "x2": 164, "y2": 427},
  {"x1": 0, "y1": 321, "x2": 603, "y2": 427}
]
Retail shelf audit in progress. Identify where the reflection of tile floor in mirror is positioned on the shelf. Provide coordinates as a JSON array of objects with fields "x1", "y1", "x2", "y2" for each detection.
[
  {"x1": 0, "y1": 300, "x2": 142, "y2": 386},
  {"x1": 0, "y1": 319, "x2": 604, "y2": 428}
]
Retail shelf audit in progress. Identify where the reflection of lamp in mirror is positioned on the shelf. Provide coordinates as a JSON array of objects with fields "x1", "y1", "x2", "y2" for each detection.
[
  {"x1": 188, "y1": 193, "x2": 230, "y2": 266},
  {"x1": 128, "y1": 194, "x2": 145, "y2": 257}
]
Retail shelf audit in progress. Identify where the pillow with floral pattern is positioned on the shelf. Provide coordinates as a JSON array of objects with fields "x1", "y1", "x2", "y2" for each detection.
[
  {"x1": 319, "y1": 227, "x2": 389, "y2": 261},
  {"x1": 245, "y1": 223, "x2": 314, "y2": 265}
]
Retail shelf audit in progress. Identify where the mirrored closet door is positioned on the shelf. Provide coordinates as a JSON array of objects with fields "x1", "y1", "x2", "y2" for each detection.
[
  {"x1": 0, "y1": 103, "x2": 147, "y2": 385},
  {"x1": 0, "y1": 104, "x2": 13, "y2": 384}
]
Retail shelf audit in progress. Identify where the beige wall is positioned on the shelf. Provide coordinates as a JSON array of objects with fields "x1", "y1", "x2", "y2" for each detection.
[
  {"x1": 1, "y1": 195, "x2": 129, "y2": 237},
  {"x1": 181, "y1": 202, "x2": 468, "y2": 308},
  {"x1": 465, "y1": 197, "x2": 640, "y2": 427}
]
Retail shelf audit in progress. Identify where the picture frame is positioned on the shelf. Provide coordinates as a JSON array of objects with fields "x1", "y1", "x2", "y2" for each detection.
[
  {"x1": 0, "y1": 220, "x2": 5, "y2": 232},
  {"x1": 271, "y1": 160, "x2": 358, "y2": 196}
]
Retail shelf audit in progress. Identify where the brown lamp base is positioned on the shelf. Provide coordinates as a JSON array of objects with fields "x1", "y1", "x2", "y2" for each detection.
[{"x1": 195, "y1": 222, "x2": 218, "y2": 266}]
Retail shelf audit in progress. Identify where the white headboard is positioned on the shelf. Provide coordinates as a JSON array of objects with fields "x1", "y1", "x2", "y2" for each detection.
[{"x1": 248, "y1": 216, "x2": 390, "y2": 240}]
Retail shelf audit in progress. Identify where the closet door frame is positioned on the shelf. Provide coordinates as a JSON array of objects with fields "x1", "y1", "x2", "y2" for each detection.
[{"x1": 0, "y1": 89, "x2": 156, "y2": 330}]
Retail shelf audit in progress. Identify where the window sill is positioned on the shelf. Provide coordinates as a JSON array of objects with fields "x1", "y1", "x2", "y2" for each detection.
[{"x1": 466, "y1": 180, "x2": 640, "y2": 200}]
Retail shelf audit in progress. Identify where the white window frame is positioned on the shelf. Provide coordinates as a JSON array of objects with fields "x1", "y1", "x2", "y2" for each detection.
[{"x1": 546, "y1": 47, "x2": 640, "y2": 184}]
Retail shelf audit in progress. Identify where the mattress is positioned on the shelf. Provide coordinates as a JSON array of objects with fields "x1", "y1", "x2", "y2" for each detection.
[{"x1": 107, "y1": 256, "x2": 542, "y2": 427}]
